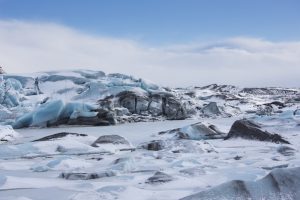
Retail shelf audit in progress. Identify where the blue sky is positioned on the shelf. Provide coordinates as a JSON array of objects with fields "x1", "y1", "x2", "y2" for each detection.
[
  {"x1": 1, "y1": 0, "x2": 300, "y2": 44},
  {"x1": 0, "y1": 0, "x2": 300, "y2": 87}
]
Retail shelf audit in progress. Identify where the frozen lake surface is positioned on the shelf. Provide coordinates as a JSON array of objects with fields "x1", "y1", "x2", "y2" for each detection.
[{"x1": 1, "y1": 117, "x2": 300, "y2": 200}]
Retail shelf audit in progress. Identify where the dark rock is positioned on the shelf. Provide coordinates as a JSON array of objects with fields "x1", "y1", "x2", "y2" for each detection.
[
  {"x1": 146, "y1": 171, "x2": 173, "y2": 184},
  {"x1": 32, "y1": 132, "x2": 87, "y2": 142},
  {"x1": 241, "y1": 87, "x2": 299, "y2": 95},
  {"x1": 96, "y1": 109, "x2": 116, "y2": 125},
  {"x1": 225, "y1": 119, "x2": 290, "y2": 144},
  {"x1": 294, "y1": 109, "x2": 300, "y2": 116},
  {"x1": 92, "y1": 135, "x2": 130, "y2": 147},
  {"x1": 277, "y1": 146, "x2": 296, "y2": 156},
  {"x1": 234, "y1": 155, "x2": 243, "y2": 160},
  {"x1": 68, "y1": 116, "x2": 111, "y2": 126},
  {"x1": 148, "y1": 94, "x2": 163, "y2": 116},
  {"x1": 262, "y1": 164, "x2": 289, "y2": 170},
  {"x1": 264, "y1": 101, "x2": 285, "y2": 109},
  {"x1": 0, "y1": 66, "x2": 5, "y2": 74},
  {"x1": 256, "y1": 105, "x2": 273, "y2": 116},
  {"x1": 140, "y1": 140, "x2": 165, "y2": 151},
  {"x1": 117, "y1": 91, "x2": 149, "y2": 114},
  {"x1": 60, "y1": 171, "x2": 115, "y2": 180},
  {"x1": 162, "y1": 96, "x2": 187, "y2": 120},
  {"x1": 98, "y1": 95, "x2": 114, "y2": 110},
  {"x1": 180, "y1": 167, "x2": 300, "y2": 200}
]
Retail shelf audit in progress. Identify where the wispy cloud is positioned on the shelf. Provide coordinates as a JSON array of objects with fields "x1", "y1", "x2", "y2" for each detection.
[{"x1": 0, "y1": 20, "x2": 299, "y2": 87}]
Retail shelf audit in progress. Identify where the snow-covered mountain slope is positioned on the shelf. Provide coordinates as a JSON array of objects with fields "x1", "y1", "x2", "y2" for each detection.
[{"x1": 1, "y1": 70, "x2": 299, "y2": 129}]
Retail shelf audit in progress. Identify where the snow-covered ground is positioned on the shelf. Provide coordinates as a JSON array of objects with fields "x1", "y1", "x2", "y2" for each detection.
[{"x1": 0, "y1": 115, "x2": 299, "y2": 200}]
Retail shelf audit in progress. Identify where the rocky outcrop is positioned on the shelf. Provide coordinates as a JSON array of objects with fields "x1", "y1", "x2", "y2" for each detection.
[
  {"x1": 225, "y1": 119, "x2": 290, "y2": 144},
  {"x1": 114, "y1": 91, "x2": 188, "y2": 120},
  {"x1": 180, "y1": 167, "x2": 300, "y2": 200}
]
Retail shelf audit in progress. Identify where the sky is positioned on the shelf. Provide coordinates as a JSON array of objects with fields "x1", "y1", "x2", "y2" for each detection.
[{"x1": 0, "y1": 0, "x2": 300, "y2": 87}]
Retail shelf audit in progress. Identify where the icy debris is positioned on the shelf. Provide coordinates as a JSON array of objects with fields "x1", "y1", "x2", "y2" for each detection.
[
  {"x1": 0, "y1": 125, "x2": 20, "y2": 143},
  {"x1": 111, "y1": 157, "x2": 136, "y2": 172},
  {"x1": 31, "y1": 157, "x2": 93, "y2": 172},
  {"x1": 96, "y1": 185, "x2": 126, "y2": 200},
  {"x1": 225, "y1": 119, "x2": 290, "y2": 144},
  {"x1": 0, "y1": 77, "x2": 23, "y2": 108},
  {"x1": 181, "y1": 167, "x2": 300, "y2": 200},
  {"x1": 179, "y1": 167, "x2": 206, "y2": 176}
]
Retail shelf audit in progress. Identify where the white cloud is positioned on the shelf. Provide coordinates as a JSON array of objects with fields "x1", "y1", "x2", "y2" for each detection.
[{"x1": 0, "y1": 20, "x2": 300, "y2": 87}]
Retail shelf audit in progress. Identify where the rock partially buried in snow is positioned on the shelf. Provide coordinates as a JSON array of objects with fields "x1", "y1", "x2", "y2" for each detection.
[
  {"x1": 139, "y1": 140, "x2": 165, "y2": 151},
  {"x1": 225, "y1": 119, "x2": 290, "y2": 144},
  {"x1": 32, "y1": 132, "x2": 87, "y2": 142},
  {"x1": 277, "y1": 145, "x2": 296, "y2": 156},
  {"x1": 146, "y1": 171, "x2": 173, "y2": 184},
  {"x1": 180, "y1": 167, "x2": 300, "y2": 200},
  {"x1": 60, "y1": 171, "x2": 115, "y2": 180},
  {"x1": 159, "y1": 122, "x2": 226, "y2": 140},
  {"x1": 91, "y1": 135, "x2": 130, "y2": 147}
]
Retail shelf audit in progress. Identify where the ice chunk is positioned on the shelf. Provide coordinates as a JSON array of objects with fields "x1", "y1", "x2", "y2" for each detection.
[{"x1": 0, "y1": 125, "x2": 20, "y2": 143}]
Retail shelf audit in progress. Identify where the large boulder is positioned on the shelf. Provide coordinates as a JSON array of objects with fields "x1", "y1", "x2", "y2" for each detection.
[
  {"x1": 225, "y1": 119, "x2": 290, "y2": 144},
  {"x1": 180, "y1": 167, "x2": 300, "y2": 200}
]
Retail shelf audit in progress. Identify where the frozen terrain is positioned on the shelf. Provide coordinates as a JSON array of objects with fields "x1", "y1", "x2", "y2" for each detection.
[{"x1": 0, "y1": 70, "x2": 300, "y2": 200}]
